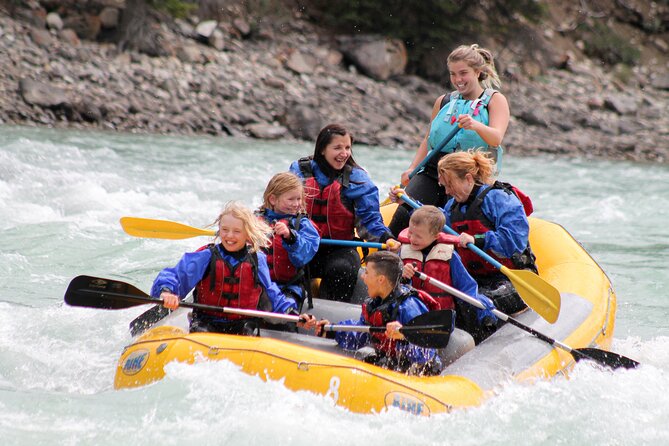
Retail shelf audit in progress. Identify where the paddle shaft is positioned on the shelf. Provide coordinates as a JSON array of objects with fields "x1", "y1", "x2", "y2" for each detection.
[
  {"x1": 320, "y1": 309, "x2": 454, "y2": 348},
  {"x1": 323, "y1": 324, "x2": 450, "y2": 335},
  {"x1": 414, "y1": 271, "x2": 639, "y2": 369},
  {"x1": 71, "y1": 286, "x2": 301, "y2": 323},
  {"x1": 408, "y1": 126, "x2": 461, "y2": 180},
  {"x1": 121, "y1": 217, "x2": 387, "y2": 249},
  {"x1": 320, "y1": 239, "x2": 387, "y2": 249}
]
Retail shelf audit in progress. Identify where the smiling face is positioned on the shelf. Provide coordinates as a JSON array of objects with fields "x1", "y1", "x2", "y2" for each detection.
[
  {"x1": 440, "y1": 170, "x2": 475, "y2": 203},
  {"x1": 407, "y1": 222, "x2": 437, "y2": 251},
  {"x1": 321, "y1": 134, "x2": 352, "y2": 171},
  {"x1": 218, "y1": 213, "x2": 248, "y2": 252},
  {"x1": 448, "y1": 60, "x2": 482, "y2": 99},
  {"x1": 269, "y1": 188, "x2": 302, "y2": 215}
]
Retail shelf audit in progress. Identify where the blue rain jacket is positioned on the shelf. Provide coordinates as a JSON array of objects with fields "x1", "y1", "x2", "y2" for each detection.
[
  {"x1": 333, "y1": 286, "x2": 439, "y2": 366},
  {"x1": 443, "y1": 187, "x2": 530, "y2": 259},
  {"x1": 151, "y1": 244, "x2": 297, "y2": 321},
  {"x1": 258, "y1": 208, "x2": 320, "y2": 297}
]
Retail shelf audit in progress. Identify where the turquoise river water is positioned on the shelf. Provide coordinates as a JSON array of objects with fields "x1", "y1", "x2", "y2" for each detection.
[{"x1": 1, "y1": 126, "x2": 668, "y2": 445}]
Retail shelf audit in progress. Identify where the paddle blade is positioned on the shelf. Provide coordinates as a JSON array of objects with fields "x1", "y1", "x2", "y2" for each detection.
[
  {"x1": 572, "y1": 347, "x2": 640, "y2": 370},
  {"x1": 64, "y1": 275, "x2": 154, "y2": 309},
  {"x1": 129, "y1": 305, "x2": 171, "y2": 336},
  {"x1": 120, "y1": 217, "x2": 216, "y2": 240},
  {"x1": 503, "y1": 267, "x2": 561, "y2": 324},
  {"x1": 400, "y1": 309, "x2": 454, "y2": 349}
]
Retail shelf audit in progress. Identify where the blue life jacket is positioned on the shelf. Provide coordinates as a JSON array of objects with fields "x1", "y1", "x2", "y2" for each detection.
[{"x1": 426, "y1": 88, "x2": 503, "y2": 172}]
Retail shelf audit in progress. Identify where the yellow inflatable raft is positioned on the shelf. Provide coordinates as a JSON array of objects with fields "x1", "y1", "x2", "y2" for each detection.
[{"x1": 113, "y1": 213, "x2": 617, "y2": 415}]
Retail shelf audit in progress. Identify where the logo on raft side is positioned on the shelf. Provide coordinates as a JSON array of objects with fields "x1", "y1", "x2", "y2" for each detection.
[
  {"x1": 122, "y1": 349, "x2": 150, "y2": 376},
  {"x1": 384, "y1": 392, "x2": 431, "y2": 416}
]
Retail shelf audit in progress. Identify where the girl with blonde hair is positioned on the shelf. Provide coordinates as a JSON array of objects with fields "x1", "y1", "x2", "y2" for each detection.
[
  {"x1": 151, "y1": 201, "x2": 313, "y2": 334},
  {"x1": 389, "y1": 43, "x2": 510, "y2": 237},
  {"x1": 256, "y1": 172, "x2": 320, "y2": 306}
]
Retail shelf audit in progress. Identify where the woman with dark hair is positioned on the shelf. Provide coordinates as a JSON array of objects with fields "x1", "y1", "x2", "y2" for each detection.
[{"x1": 289, "y1": 123, "x2": 399, "y2": 302}]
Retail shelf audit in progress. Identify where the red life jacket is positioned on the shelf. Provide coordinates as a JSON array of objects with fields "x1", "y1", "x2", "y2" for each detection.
[
  {"x1": 398, "y1": 229, "x2": 458, "y2": 310},
  {"x1": 194, "y1": 244, "x2": 262, "y2": 320},
  {"x1": 298, "y1": 158, "x2": 355, "y2": 240},
  {"x1": 449, "y1": 182, "x2": 536, "y2": 277},
  {"x1": 260, "y1": 214, "x2": 305, "y2": 284},
  {"x1": 361, "y1": 287, "x2": 440, "y2": 356}
]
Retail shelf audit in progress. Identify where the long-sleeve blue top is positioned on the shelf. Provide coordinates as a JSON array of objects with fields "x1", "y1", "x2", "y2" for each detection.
[
  {"x1": 333, "y1": 285, "x2": 439, "y2": 365},
  {"x1": 444, "y1": 186, "x2": 530, "y2": 258},
  {"x1": 289, "y1": 159, "x2": 393, "y2": 242},
  {"x1": 257, "y1": 209, "x2": 320, "y2": 269},
  {"x1": 150, "y1": 244, "x2": 297, "y2": 321}
]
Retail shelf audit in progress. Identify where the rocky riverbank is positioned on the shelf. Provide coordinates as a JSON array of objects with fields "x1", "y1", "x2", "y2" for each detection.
[{"x1": 1, "y1": 2, "x2": 668, "y2": 163}]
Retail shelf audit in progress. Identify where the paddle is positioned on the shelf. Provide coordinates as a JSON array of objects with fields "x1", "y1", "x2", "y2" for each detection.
[
  {"x1": 414, "y1": 271, "x2": 639, "y2": 370},
  {"x1": 120, "y1": 217, "x2": 389, "y2": 249},
  {"x1": 380, "y1": 126, "x2": 462, "y2": 205},
  {"x1": 64, "y1": 275, "x2": 452, "y2": 348},
  {"x1": 321, "y1": 309, "x2": 454, "y2": 349},
  {"x1": 64, "y1": 275, "x2": 302, "y2": 323},
  {"x1": 397, "y1": 191, "x2": 561, "y2": 324}
]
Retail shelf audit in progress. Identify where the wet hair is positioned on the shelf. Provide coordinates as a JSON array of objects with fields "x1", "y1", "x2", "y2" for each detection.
[
  {"x1": 438, "y1": 149, "x2": 496, "y2": 185},
  {"x1": 366, "y1": 251, "x2": 403, "y2": 288},
  {"x1": 312, "y1": 123, "x2": 360, "y2": 171},
  {"x1": 213, "y1": 201, "x2": 271, "y2": 252},
  {"x1": 259, "y1": 172, "x2": 305, "y2": 213},
  {"x1": 447, "y1": 44, "x2": 501, "y2": 89},
  {"x1": 409, "y1": 205, "x2": 446, "y2": 236}
]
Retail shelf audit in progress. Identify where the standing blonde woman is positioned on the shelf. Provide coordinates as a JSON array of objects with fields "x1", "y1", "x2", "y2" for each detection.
[
  {"x1": 389, "y1": 44, "x2": 509, "y2": 237},
  {"x1": 151, "y1": 201, "x2": 312, "y2": 334}
]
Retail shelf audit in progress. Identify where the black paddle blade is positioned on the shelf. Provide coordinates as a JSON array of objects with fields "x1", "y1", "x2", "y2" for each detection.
[
  {"x1": 572, "y1": 347, "x2": 640, "y2": 370},
  {"x1": 400, "y1": 309, "x2": 455, "y2": 349},
  {"x1": 64, "y1": 275, "x2": 152, "y2": 309},
  {"x1": 129, "y1": 305, "x2": 171, "y2": 336}
]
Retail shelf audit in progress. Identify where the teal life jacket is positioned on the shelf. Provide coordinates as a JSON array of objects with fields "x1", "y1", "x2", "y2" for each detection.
[{"x1": 426, "y1": 88, "x2": 503, "y2": 172}]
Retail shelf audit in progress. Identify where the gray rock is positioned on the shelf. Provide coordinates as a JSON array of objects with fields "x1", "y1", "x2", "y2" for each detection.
[
  {"x1": 46, "y1": 12, "x2": 63, "y2": 30},
  {"x1": 30, "y1": 28, "x2": 53, "y2": 47},
  {"x1": 285, "y1": 50, "x2": 316, "y2": 75},
  {"x1": 283, "y1": 105, "x2": 322, "y2": 140},
  {"x1": 175, "y1": 44, "x2": 202, "y2": 64},
  {"x1": 99, "y1": 7, "x2": 119, "y2": 29},
  {"x1": 210, "y1": 28, "x2": 225, "y2": 51},
  {"x1": 58, "y1": 28, "x2": 81, "y2": 46},
  {"x1": 651, "y1": 74, "x2": 669, "y2": 90},
  {"x1": 195, "y1": 20, "x2": 218, "y2": 39},
  {"x1": 604, "y1": 95, "x2": 638, "y2": 115},
  {"x1": 246, "y1": 122, "x2": 288, "y2": 139},
  {"x1": 339, "y1": 35, "x2": 408, "y2": 81},
  {"x1": 19, "y1": 78, "x2": 69, "y2": 108},
  {"x1": 233, "y1": 17, "x2": 251, "y2": 37}
]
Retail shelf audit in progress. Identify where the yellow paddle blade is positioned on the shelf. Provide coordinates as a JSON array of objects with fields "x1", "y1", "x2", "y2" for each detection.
[
  {"x1": 380, "y1": 184, "x2": 403, "y2": 206},
  {"x1": 501, "y1": 266, "x2": 561, "y2": 323},
  {"x1": 120, "y1": 217, "x2": 216, "y2": 240}
]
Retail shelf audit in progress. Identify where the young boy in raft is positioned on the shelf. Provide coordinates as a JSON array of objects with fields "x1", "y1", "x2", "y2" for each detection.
[
  {"x1": 152, "y1": 201, "x2": 314, "y2": 334},
  {"x1": 256, "y1": 172, "x2": 320, "y2": 309},
  {"x1": 308, "y1": 251, "x2": 442, "y2": 375},
  {"x1": 399, "y1": 205, "x2": 497, "y2": 344}
]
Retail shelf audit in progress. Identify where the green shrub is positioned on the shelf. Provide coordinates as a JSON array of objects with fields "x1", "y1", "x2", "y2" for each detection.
[
  {"x1": 149, "y1": 0, "x2": 197, "y2": 18},
  {"x1": 300, "y1": 0, "x2": 547, "y2": 70},
  {"x1": 582, "y1": 22, "x2": 640, "y2": 66}
]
